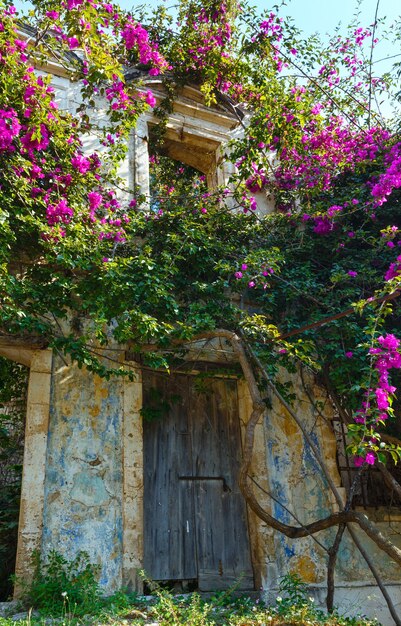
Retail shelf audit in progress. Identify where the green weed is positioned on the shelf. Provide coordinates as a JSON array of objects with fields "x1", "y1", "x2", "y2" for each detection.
[
  {"x1": 16, "y1": 551, "x2": 101, "y2": 616},
  {"x1": 7, "y1": 562, "x2": 381, "y2": 626}
]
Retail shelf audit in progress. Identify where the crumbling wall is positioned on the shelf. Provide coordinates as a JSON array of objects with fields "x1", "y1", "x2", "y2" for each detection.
[
  {"x1": 39, "y1": 353, "x2": 143, "y2": 594},
  {"x1": 258, "y1": 369, "x2": 401, "y2": 624},
  {"x1": 41, "y1": 356, "x2": 125, "y2": 591}
]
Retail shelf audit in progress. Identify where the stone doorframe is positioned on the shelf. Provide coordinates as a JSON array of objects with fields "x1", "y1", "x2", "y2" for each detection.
[
  {"x1": 121, "y1": 365, "x2": 144, "y2": 591},
  {"x1": 0, "y1": 342, "x2": 52, "y2": 595}
]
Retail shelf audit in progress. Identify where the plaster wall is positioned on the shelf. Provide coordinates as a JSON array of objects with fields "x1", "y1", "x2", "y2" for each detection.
[
  {"x1": 41, "y1": 355, "x2": 126, "y2": 592},
  {"x1": 260, "y1": 370, "x2": 401, "y2": 624}
]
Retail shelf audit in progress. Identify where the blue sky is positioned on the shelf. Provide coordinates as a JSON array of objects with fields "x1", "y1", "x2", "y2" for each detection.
[
  {"x1": 115, "y1": 0, "x2": 400, "y2": 35},
  {"x1": 14, "y1": 0, "x2": 401, "y2": 33},
  {"x1": 13, "y1": 0, "x2": 401, "y2": 72}
]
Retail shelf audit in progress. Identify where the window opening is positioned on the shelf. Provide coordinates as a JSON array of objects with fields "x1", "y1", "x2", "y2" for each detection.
[
  {"x1": 334, "y1": 419, "x2": 401, "y2": 509},
  {"x1": 149, "y1": 151, "x2": 208, "y2": 215}
]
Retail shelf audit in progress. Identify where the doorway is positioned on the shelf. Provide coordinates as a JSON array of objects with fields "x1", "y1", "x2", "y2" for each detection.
[{"x1": 142, "y1": 370, "x2": 254, "y2": 591}]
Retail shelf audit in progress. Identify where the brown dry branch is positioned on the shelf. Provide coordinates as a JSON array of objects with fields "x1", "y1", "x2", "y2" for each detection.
[
  {"x1": 326, "y1": 524, "x2": 346, "y2": 613},
  {"x1": 303, "y1": 366, "x2": 401, "y2": 617},
  {"x1": 278, "y1": 290, "x2": 400, "y2": 341},
  {"x1": 242, "y1": 333, "x2": 401, "y2": 625},
  {"x1": 378, "y1": 462, "x2": 401, "y2": 501}
]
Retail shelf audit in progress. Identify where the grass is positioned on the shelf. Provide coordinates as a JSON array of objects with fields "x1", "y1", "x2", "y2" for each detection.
[
  {"x1": 0, "y1": 586, "x2": 381, "y2": 626},
  {"x1": 4, "y1": 555, "x2": 380, "y2": 626}
]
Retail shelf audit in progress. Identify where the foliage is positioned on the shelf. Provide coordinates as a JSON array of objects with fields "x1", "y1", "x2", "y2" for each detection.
[
  {"x1": 0, "y1": 483, "x2": 21, "y2": 600},
  {"x1": 110, "y1": 572, "x2": 379, "y2": 626},
  {"x1": 0, "y1": 562, "x2": 382, "y2": 626},
  {"x1": 18, "y1": 550, "x2": 101, "y2": 616},
  {"x1": 275, "y1": 573, "x2": 323, "y2": 621},
  {"x1": 0, "y1": 0, "x2": 399, "y2": 467},
  {"x1": 0, "y1": 587, "x2": 382, "y2": 626},
  {"x1": 0, "y1": 0, "x2": 400, "y2": 457}
]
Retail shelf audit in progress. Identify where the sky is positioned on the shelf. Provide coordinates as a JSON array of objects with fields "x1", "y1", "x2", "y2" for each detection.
[
  {"x1": 13, "y1": 0, "x2": 401, "y2": 34},
  {"x1": 12, "y1": 0, "x2": 401, "y2": 78},
  {"x1": 114, "y1": 0, "x2": 400, "y2": 36}
]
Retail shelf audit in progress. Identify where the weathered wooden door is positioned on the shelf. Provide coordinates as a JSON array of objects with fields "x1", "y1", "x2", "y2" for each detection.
[{"x1": 143, "y1": 371, "x2": 254, "y2": 590}]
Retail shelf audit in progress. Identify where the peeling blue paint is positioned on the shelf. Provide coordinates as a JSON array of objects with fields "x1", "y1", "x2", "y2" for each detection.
[
  {"x1": 283, "y1": 544, "x2": 295, "y2": 558},
  {"x1": 302, "y1": 431, "x2": 321, "y2": 472},
  {"x1": 42, "y1": 358, "x2": 124, "y2": 593}
]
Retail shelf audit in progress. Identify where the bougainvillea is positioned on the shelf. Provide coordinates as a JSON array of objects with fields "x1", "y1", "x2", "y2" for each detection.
[{"x1": 0, "y1": 0, "x2": 400, "y2": 474}]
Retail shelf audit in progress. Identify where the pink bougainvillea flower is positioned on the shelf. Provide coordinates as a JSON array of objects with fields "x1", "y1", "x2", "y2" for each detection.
[
  {"x1": 0, "y1": 108, "x2": 21, "y2": 151},
  {"x1": 378, "y1": 334, "x2": 400, "y2": 351},
  {"x1": 313, "y1": 216, "x2": 334, "y2": 235},
  {"x1": 67, "y1": 0, "x2": 84, "y2": 9},
  {"x1": 145, "y1": 91, "x2": 156, "y2": 107},
  {"x1": 375, "y1": 387, "x2": 389, "y2": 410},
  {"x1": 71, "y1": 153, "x2": 91, "y2": 174},
  {"x1": 20, "y1": 124, "x2": 49, "y2": 153},
  {"x1": 67, "y1": 37, "x2": 79, "y2": 49}
]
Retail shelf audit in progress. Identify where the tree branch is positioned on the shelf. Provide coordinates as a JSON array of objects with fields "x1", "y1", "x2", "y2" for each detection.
[
  {"x1": 278, "y1": 290, "x2": 400, "y2": 341},
  {"x1": 346, "y1": 525, "x2": 401, "y2": 626},
  {"x1": 378, "y1": 462, "x2": 401, "y2": 501},
  {"x1": 327, "y1": 524, "x2": 346, "y2": 613}
]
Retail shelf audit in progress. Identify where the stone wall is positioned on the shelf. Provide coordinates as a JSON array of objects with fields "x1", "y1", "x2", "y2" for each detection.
[
  {"x1": 41, "y1": 357, "x2": 125, "y2": 591},
  {"x1": 258, "y1": 369, "x2": 401, "y2": 625}
]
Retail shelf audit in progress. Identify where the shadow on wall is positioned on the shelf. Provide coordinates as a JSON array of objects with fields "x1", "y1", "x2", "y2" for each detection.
[{"x1": 0, "y1": 357, "x2": 29, "y2": 600}]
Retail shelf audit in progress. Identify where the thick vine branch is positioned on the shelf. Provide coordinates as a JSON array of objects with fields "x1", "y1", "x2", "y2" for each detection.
[
  {"x1": 326, "y1": 524, "x2": 346, "y2": 613},
  {"x1": 169, "y1": 328, "x2": 401, "y2": 623},
  {"x1": 279, "y1": 289, "x2": 400, "y2": 341},
  {"x1": 378, "y1": 462, "x2": 401, "y2": 501}
]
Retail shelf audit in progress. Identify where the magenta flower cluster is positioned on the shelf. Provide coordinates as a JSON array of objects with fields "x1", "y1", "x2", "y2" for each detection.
[
  {"x1": 371, "y1": 142, "x2": 401, "y2": 206},
  {"x1": 372, "y1": 334, "x2": 401, "y2": 411},
  {"x1": 181, "y1": 2, "x2": 233, "y2": 73},
  {"x1": 385, "y1": 255, "x2": 401, "y2": 281},
  {"x1": 354, "y1": 334, "x2": 401, "y2": 466},
  {"x1": 275, "y1": 123, "x2": 389, "y2": 193},
  {"x1": 0, "y1": 2, "x2": 172, "y2": 248},
  {"x1": 121, "y1": 20, "x2": 167, "y2": 74},
  {"x1": 0, "y1": 108, "x2": 21, "y2": 151}
]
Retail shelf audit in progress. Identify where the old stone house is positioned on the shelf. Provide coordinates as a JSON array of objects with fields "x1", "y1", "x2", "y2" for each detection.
[{"x1": 1, "y1": 57, "x2": 401, "y2": 625}]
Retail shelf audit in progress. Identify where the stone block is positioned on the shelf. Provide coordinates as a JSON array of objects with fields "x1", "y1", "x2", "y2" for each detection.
[
  {"x1": 31, "y1": 350, "x2": 53, "y2": 374},
  {"x1": 27, "y1": 371, "x2": 51, "y2": 405}
]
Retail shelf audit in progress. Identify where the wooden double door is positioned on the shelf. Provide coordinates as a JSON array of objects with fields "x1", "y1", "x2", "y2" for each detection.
[{"x1": 143, "y1": 371, "x2": 254, "y2": 590}]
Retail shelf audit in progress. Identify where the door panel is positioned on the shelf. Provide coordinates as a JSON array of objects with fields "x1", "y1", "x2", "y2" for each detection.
[
  {"x1": 143, "y1": 372, "x2": 197, "y2": 580},
  {"x1": 143, "y1": 372, "x2": 254, "y2": 589}
]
